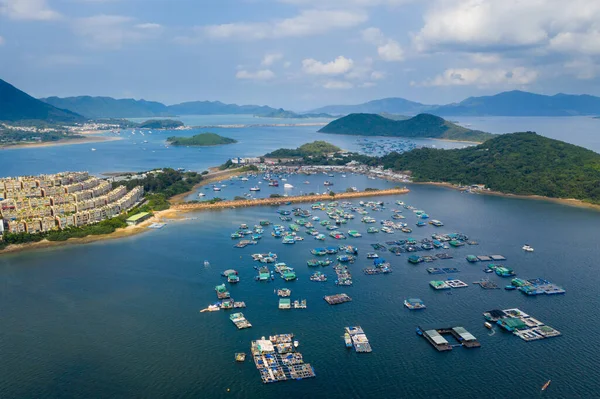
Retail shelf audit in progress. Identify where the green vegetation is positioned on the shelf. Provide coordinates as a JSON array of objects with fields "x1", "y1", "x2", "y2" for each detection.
[
  {"x1": 270, "y1": 194, "x2": 283, "y2": 198},
  {"x1": 138, "y1": 119, "x2": 184, "y2": 129},
  {"x1": 0, "y1": 127, "x2": 84, "y2": 146},
  {"x1": 167, "y1": 132, "x2": 237, "y2": 146},
  {"x1": 382, "y1": 132, "x2": 600, "y2": 203},
  {"x1": 265, "y1": 141, "x2": 342, "y2": 158},
  {"x1": 0, "y1": 79, "x2": 85, "y2": 122},
  {"x1": 41, "y1": 96, "x2": 171, "y2": 119},
  {"x1": 319, "y1": 113, "x2": 494, "y2": 142}
]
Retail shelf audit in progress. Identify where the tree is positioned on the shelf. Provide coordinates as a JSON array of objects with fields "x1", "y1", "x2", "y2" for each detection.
[{"x1": 329, "y1": 191, "x2": 336, "y2": 197}]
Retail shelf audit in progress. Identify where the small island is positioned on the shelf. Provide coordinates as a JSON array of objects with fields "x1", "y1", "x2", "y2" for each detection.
[
  {"x1": 138, "y1": 119, "x2": 184, "y2": 129},
  {"x1": 265, "y1": 141, "x2": 341, "y2": 158},
  {"x1": 167, "y1": 132, "x2": 238, "y2": 146},
  {"x1": 257, "y1": 108, "x2": 335, "y2": 119},
  {"x1": 319, "y1": 113, "x2": 495, "y2": 143}
]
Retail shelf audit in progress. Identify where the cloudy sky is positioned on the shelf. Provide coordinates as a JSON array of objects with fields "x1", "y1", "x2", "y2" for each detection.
[{"x1": 1, "y1": 0, "x2": 600, "y2": 109}]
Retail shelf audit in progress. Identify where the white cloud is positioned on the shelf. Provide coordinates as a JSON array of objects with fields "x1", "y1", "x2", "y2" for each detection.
[
  {"x1": 563, "y1": 58, "x2": 600, "y2": 80},
  {"x1": 262, "y1": 53, "x2": 284, "y2": 66},
  {"x1": 361, "y1": 27, "x2": 404, "y2": 61},
  {"x1": 414, "y1": 0, "x2": 600, "y2": 54},
  {"x1": 73, "y1": 15, "x2": 162, "y2": 49},
  {"x1": 371, "y1": 71, "x2": 385, "y2": 80},
  {"x1": 323, "y1": 80, "x2": 354, "y2": 89},
  {"x1": 236, "y1": 69, "x2": 276, "y2": 80},
  {"x1": 279, "y1": 0, "x2": 411, "y2": 6},
  {"x1": 202, "y1": 9, "x2": 367, "y2": 41},
  {"x1": 283, "y1": 61, "x2": 292, "y2": 68},
  {"x1": 416, "y1": 67, "x2": 538, "y2": 87},
  {"x1": 0, "y1": 0, "x2": 61, "y2": 20},
  {"x1": 549, "y1": 31, "x2": 600, "y2": 55},
  {"x1": 302, "y1": 56, "x2": 354, "y2": 75},
  {"x1": 470, "y1": 53, "x2": 501, "y2": 64}
]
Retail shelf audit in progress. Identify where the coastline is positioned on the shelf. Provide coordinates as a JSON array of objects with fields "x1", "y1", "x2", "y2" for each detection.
[
  {"x1": 169, "y1": 167, "x2": 254, "y2": 204},
  {"x1": 318, "y1": 131, "x2": 482, "y2": 145},
  {"x1": 0, "y1": 135, "x2": 122, "y2": 150},
  {"x1": 411, "y1": 181, "x2": 600, "y2": 212},
  {"x1": 0, "y1": 208, "x2": 180, "y2": 256}
]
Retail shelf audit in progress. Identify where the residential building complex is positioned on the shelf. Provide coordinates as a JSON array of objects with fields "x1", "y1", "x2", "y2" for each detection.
[{"x1": 0, "y1": 172, "x2": 143, "y2": 235}]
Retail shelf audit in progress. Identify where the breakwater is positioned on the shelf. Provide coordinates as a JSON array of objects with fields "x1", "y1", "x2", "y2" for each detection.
[{"x1": 173, "y1": 188, "x2": 409, "y2": 211}]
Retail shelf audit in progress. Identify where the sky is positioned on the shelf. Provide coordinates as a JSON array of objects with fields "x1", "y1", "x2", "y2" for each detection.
[{"x1": 1, "y1": 0, "x2": 600, "y2": 110}]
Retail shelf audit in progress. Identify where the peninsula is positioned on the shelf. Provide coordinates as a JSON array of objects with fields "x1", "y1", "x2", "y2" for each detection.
[
  {"x1": 138, "y1": 119, "x2": 184, "y2": 129},
  {"x1": 265, "y1": 141, "x2": 341, "y2": 158},
  {"x1": 319, "y1": 113, "x2": 494, "y2": 142},
  {"x1": 166, "y1": 133, "x2": 237, "y2": 146}
]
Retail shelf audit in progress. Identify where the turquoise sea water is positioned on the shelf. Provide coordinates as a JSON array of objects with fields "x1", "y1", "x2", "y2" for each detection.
[{"x1": 1, "y1": 116, "x2": 600, "y2": 398}]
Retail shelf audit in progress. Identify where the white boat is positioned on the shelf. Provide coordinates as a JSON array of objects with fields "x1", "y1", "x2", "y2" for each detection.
[
  {"x1": 522, "y1": 245, "x2": 534, "y2": 252},
  {"x1": 198, "y1": 193, "x2": 206, "y2": 197},
  {"x1": 293, "y1": 340, "x2": 299, "y2": 348},
  {"x1": 241, "y1": 177, "x2": 249, "y2": 181},
  {"x1": 284, "y1": 183, "x2": 294, "y2": 188},
  {"x1": 304, "y1": 181, "x2": 310, "y2": 184},
  {"x1": 249, "y1": 187, "x2": 260, "y2": 191},
  {"x1": 90, "y1": 148, "x2": 96, "y2": 151},
  {"x1": 213, "y1": 187, "x2": 221, "y2": 191}
]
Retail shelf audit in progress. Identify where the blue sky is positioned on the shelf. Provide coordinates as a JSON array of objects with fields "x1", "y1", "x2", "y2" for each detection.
[{"x1": 1, "y1": 0, "x2": 600, "y2": 110}]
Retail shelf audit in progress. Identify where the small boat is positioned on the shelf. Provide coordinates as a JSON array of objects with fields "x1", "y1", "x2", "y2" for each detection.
[
  {"x1": 323, "y1": 181, "x2": 333, "y2": 186},
  {"x1": 293, "y1": 340, "x2": 299, "y2": 348},
  {"x1": 484, "y1": 322, "x2": 492, "y2": 329},
  {"x1": 522, "y1": 244, "x2": 534, "y2": 252},
  {"x1": 235, "y1": 353, "x2": 246, "y2": 362},
  {"x1": 249, "y1": 186, "x2": 260, "y2": 191},
  {"x1": 541, "y1": 380, "x2": 551, "y2": 391},
  {"x1": 213, "y1": 186, "x2": 221, "y2": 191},
  {"x1": 366, "y1": 253, "x2": 379, "y2": 259},
  {"x1": 241, "y1": 177, "x2": 249, "y2": 181},
  {"x1": 198, "y1": 193, "x2": 206, "y2": 197},
  {"x1": 344, "y1": 332, "x2": 352, "y2": 348},
  {"x1": 90, "y1": 148, "x2": 96, "y2": 151},
  {"x1": 504, "y1": 285, "x2": 517, "y2": 290},
  {"x1": 284, "y1": 183, "x2": 294, "y2": 188}
]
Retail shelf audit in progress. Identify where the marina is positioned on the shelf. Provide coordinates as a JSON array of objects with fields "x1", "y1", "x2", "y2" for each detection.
[{"x1": 250, "y1": 334, "x2": 316, "y2": 384}]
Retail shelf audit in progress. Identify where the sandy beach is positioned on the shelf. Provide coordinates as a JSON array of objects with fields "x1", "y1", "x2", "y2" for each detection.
[{"x1": 0, "y1": 135, "x2": 122, "y2": 150}]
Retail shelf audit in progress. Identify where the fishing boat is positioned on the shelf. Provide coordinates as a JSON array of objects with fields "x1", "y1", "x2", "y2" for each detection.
[
  {"x1": 416, "y1": 221, "x2": 427, "y2": 227},
  {"x1": 277, "y1": 288, "x2": 291, "y2": 297},
  {"x1": 235, "y1": 353, "x2": 246, "y2": 362},
  {"x1": 294, "y1": 340, "x2": 299, "y2": 348},
  {"x1": 522, "y1": 244, "x2": 535, "y2": 252},
  {"x1": 249, "y1": 186, "x2": 260, "y2": 191},
  {"x1": 541, "y1": 380, "x2": 551, "y2": 391},
  {"x1": 366, "y1": 253, "x2": 379, "y2": 259},
  {"x1": 323, "y1": 181, "x2": 333, "y2": 186},
  {"x1": 282, "y1": 236, "x2": 296, "y2": 244},
  {"x1": 227, "y1": 273, "x2": 240, "y2": 284},
  {"x1": 348, "y1": 230, "x2": 362, "y2": 238},
  {"x1": 268, "y1": 180, "x2": 279, "y2": 187},
  {"x1": 367, "y1": 227, "x2": 379, "y2": 233}
]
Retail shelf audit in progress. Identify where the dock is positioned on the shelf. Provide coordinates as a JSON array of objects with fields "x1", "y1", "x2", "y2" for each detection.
[
  {"x1": 250, "y1": 334, "x2": 316, "y2": 384},
  {"x1": 483, "y1": 308, "x2": 561, "y2": 341},
  {"x1": 345, "y1": 326, "x2": 372, "y2": 353},
  {"x1": 323, "y1": 293, "x2": 352, "y2": 305}
]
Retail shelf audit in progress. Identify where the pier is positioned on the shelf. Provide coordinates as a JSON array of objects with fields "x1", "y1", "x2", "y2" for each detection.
[{"x1": 173, "y1": 188, "x2": 409, "y2": 211}]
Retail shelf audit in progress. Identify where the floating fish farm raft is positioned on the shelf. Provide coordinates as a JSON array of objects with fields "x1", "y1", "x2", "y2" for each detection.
[
  {"x1": 430, "y1": 279, "x2": 468, "y2": 290},
  {"x1": 230, "y1": 312, "x2": 252, "y2": 329},
  {"x1": 251, "y1": 334, "x2": 316, "y2": 384},
  {"x1": 404, "y1": 298, "x2": 426, "y2": 310},
  {"x1": 509, "y1": 278, "x2": 566, "y2": 295},
  {"x1": 473, "y1": 279, "x2": 500, "y2": 289},
  {"x1": 426, "y1": 267, "x2": 460, "y2": 274},
  {"x1": 345, "y1": 326, "x2": 372, "y2": 353},
  {"x1": 483, "y1": 308, "x2": 561, "y2": 341},
  {"x1": 324, "y1": 293, "x2": 352, "y2": 305},
  {"x1": 417, "y1": 326, "x2": 481, "y2": 351}
]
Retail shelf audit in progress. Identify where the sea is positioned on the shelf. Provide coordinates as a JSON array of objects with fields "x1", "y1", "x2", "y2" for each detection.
[{"x1": 1, "y1": 116, "x2": 600, "y2": 398}]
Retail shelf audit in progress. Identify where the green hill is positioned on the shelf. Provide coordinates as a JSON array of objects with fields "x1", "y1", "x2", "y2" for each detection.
[
  {"x1": 381, "y1": 132, "x2": 600, "y2": 203},
  {"x1": 138, "y1": 119, "x2": 184, "y2": 129},
  {"x1": 0, "y1": 79, "x2": 85, "y2": 123},
  {"x1": 167, "y1": 133, "x2": 237, "y2": 146},
  {"x1": 42, "y1": 96, "x2": 170, "y2": 118},
  {"x1": 258, "y1": 108, "x2": 334, "y2": 119},
  {"x1": 265, "y1": 141, "x2": 341, "y2": 158},
  {"x1": 319, "y1": 113, "x2": 494, "y2": 142}
]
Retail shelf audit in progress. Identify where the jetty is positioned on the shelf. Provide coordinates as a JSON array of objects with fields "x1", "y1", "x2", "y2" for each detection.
[
  {"x1": 323, "y1": 293, "x2": 352, "y2": 305},
  {"x1": 250, "y1": 334, "x2": 316, "y2": 384},
  {"x1": 345, "y1": 326, "x2": 372, "y2": 353},
  {"x1": 173, "y1": 188, "x2": 409, "y2": 211}
]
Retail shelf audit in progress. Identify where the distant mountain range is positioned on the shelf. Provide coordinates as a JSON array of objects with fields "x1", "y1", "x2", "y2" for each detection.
[
  {"x1": 310, "y1": 90, "x2": 600, "y2": 117},
  {"x1": 0, "y1": 79, "x2": 84, "y2": 123},
  {"x1": 319, "y1": 113, "x2": 495, "y2": 142},
  {"x1": 40, "y1": 96, "x2": 281, "y2": 119},
  {"x1": 258, "y1": 108, "x2": 334, "y2": 119}
]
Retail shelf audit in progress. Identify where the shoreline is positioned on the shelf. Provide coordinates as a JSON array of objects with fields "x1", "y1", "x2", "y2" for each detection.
[
  {"x1": 0, "y1": 135, "x2": 122, "y2": 150},
  {"x1": 318, "y1": 131, "x2": 482, "y2": 145},
  {"x1": 169, "y1": 167, "x2": 254, "y2": 204},
  {"x1": 0, "y1": 208, "x2": 180, "y2": 256},
  {"x1": 411, "y1": 181, "x2": 600, "y2": 212}
]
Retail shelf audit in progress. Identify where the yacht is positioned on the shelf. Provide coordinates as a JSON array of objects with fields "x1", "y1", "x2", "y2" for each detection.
[
  {"x1": 522, "y1": 245, "x2": 534, "y2": 252},
  {"x1": 249, "y1": 186, "x2": 261, "y2": 192},
  {"x1": 284, "y1": 183, "x2": 294, "y2": 188}
]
